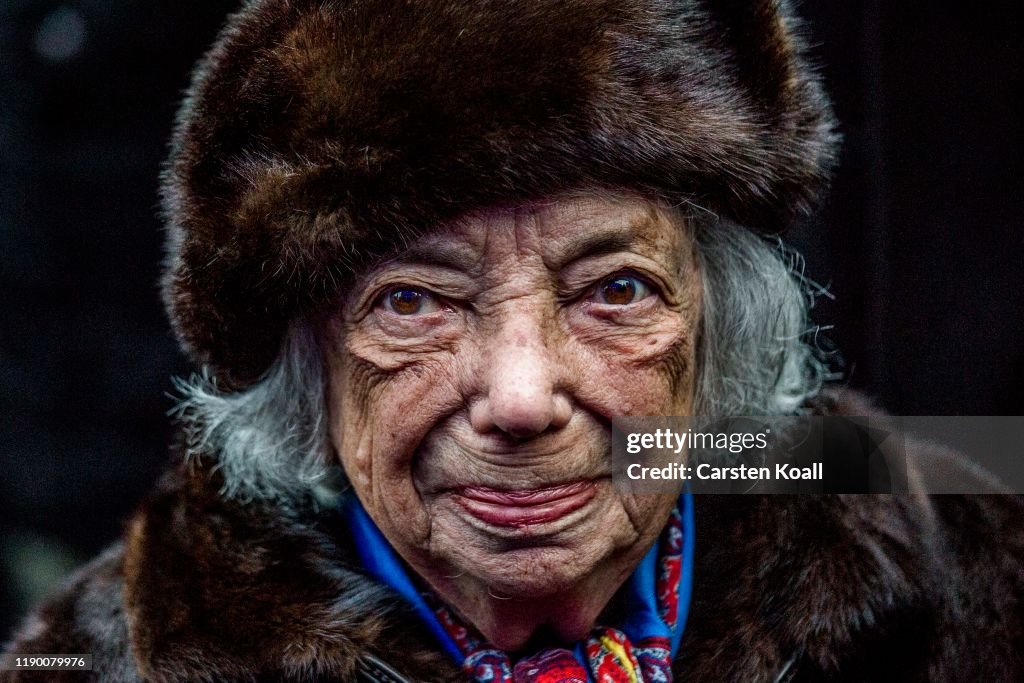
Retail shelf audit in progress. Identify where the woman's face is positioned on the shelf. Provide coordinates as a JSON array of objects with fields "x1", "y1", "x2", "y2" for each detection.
[{"x1": 325, "y1": 194, "x2": 701, "y2": 646}]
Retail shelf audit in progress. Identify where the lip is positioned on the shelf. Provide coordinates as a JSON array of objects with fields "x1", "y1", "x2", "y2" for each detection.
[{"x1": 452, "y1": 480, "x2": 598, "y2": 528}]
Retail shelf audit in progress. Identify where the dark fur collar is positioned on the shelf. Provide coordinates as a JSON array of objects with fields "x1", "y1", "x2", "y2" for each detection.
[{"x1": 122, "y1": 462, "x2": 460, "y2": 682}]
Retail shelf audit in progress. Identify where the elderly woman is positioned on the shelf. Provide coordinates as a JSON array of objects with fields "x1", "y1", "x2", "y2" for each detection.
[{"x1": 4, "y1": 1, "x2": 1022, "y2": 681}]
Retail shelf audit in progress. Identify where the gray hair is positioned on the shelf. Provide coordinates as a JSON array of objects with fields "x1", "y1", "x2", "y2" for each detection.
[
  {"x1": 692, "y1": 219, "x2": 828, "y2": 417},
  {"x1": 170, "y1": 321, "x2": 331, "y2": 502},
  {"x1": 172, "y1": 221, "x2": 830, "y2": 501}
]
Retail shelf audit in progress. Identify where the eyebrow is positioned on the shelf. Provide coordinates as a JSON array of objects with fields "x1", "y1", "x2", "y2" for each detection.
[
  {"x1": 551, "y1": 230, "x2": 637, "y2": 268},
  {"x1": 390, "y1": 241, "x2": 481, "y2": 272}
]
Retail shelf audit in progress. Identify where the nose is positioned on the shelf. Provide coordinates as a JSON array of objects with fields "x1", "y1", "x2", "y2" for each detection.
[{"x1": 469, "y1": 313, "x2": 572, "y2": 439}]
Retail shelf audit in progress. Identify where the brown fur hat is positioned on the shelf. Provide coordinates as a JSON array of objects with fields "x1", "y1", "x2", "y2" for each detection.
[{"x1": 161, "y1": 0, "x2": 838, "y2": 386}]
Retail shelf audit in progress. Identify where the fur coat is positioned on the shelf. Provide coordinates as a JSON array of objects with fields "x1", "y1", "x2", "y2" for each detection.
[{"x1": 3, "y1": 390, "x2": 1023, "y2": 682}]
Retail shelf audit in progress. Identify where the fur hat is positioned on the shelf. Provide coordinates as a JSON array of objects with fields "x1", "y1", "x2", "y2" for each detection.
[{"x1": 161, "y1": 0, "x2": 837, "y2": 386}]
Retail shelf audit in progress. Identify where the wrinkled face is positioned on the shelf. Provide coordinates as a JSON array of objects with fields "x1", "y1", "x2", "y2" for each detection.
[{"x1": 325, "y1": 194, "x2": 701, "y2": 606}]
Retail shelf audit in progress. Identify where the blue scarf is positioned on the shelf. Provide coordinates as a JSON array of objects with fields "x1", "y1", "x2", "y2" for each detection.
[{"x1": 341, "y1": 491, "x2": 694, "y2": 681}]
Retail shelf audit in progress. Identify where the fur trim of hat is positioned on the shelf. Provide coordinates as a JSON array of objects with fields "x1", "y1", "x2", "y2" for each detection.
[{"x1": 161, "y1": 0, "x2": 837, "y2": 385}]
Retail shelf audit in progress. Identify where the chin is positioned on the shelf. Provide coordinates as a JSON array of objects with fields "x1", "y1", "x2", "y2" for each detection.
[{"x1": 464, "y1": 544, "x2": 607, "y2": 598}]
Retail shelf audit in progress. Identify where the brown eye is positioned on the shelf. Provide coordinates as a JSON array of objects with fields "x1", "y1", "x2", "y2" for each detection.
[
  {"x1": 381, "y1": 287, "x2": 441, "y2": 315},
  {"x1": 595, "y1": 274, "x2": 652, "y2": 305}
]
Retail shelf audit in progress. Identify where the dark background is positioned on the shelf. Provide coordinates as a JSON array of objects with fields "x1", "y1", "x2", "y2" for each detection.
[{"x1": 1, "y1": 1, "x2": 1021, "y2": 637}]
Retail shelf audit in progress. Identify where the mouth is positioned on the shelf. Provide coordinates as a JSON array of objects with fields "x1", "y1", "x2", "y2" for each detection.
[{"x1": 451, "y1": 480, "x2": 599, "y2": 528}]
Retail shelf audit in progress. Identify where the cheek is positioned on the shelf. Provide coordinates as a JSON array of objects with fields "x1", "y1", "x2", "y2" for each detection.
[
  {"x1": 334, "y1": 322, "x2": 465, "y2": 453},
  {"x1": 620, "y1": 490, "x2": 679, "y2": 531},
  {"x1": 326, "y1": 334, "x2": 468, "y2": 549},
  {"x1": 334, "y1": 354, "x2": 463, "y2": 472},
  {"x1": 570, "y1": 312, "x2": 698, "y2": 416}
]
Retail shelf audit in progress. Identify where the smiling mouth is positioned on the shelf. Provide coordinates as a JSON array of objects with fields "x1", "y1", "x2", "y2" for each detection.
[{"x1": 452, "y1": 480, "x2": 599, "y2": 528}]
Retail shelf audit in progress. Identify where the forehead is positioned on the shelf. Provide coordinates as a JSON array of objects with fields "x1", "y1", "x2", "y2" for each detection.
[{"x1": 398, "y1": 194, "x2": 689, "y2": 270}]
